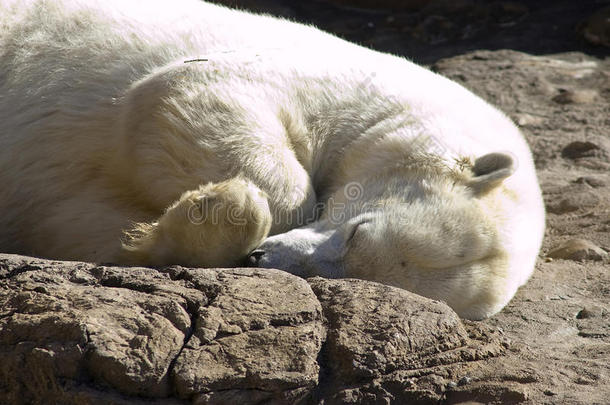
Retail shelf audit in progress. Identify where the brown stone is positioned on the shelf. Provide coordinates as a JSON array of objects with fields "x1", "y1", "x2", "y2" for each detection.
[
  {"x1": 548, "y1": 239, "x2": 608, "y2": 261},
  {"x1": 562, "y1": 141, "x2": 604, "y2": 159}
]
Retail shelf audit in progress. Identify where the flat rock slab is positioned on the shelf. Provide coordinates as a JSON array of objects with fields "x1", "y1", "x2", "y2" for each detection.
[
  {"x1": 309, "y1": 278, "x2": 505, "y2": 404},
  {"x1": 0, "y1": 255, "x2": 324, "y2": 404},
  {"x1": 0, "y1": 253, "x2": 507, "y2": 404}
]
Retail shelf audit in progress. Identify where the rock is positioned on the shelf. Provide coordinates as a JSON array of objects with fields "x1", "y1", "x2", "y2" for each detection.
[
  {"x1": 514, "y1": 112, "x2": 545, "y2": 127},
  {"x1": 574, "y1": 176, "x2": 606, "y2": 188},
  {"x1": 0, "y1": 254, "x2": 324, "y2": 404},
  {"x1": 171, "y1": 268, "x2": 324, "y2": 402},
  {"x1": 307, "y1": 278, "x2": 505, "y2": 403},
  {"x1": 458, "y1": 376, "x2": 473, "y2": 386},
  {"x1": 546, "y1": 198, "x2": 580, "y2": 214},
  {"x1": 576, "y1": 305, "x2": 610, "y2": 338},
  {"x1": 445, "y1": 382, "x2": 529, "y2": 404},
  {"x1": 0, "y1": 253, "x2": 513, "y2": 404},
  {"x1": 547, "y1": 239, "x2": 608, "y2": 261},
  {"x1": 552, "y1": 89, "x2": 598, "y2": 104},
  {"x1": 0, "y1": 263, "x2": 193, "y2": 400},
  {"x1": 576, "y1": 305, "x2": 606, "y2": 319},
  {"x1": 561, "y1": 141, "x2": 605, "y2": 159},
  {"x1": 545, "y1": 190, "x2": 600, "y2": 214}
]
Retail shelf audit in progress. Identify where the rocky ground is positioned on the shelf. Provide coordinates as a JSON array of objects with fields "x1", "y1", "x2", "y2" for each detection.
[{"x1": 1, "y1": 1, "x2": 609, "y2": 404}]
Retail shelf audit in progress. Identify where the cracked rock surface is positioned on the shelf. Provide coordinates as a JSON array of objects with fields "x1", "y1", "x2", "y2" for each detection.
[
  {"x1": 1, "y1": 254, "x2": 507, "y2": 404},
  {"x1": 0, "y1": 257, "x2": 325, "y2": 404},
  {"x1": 308, "y1": 278, "x2": 505, "y2": 404}
]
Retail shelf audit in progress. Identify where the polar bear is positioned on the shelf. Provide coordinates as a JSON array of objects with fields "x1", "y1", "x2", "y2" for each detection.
[{"x1": 0, "y1": 0, "x2": 545, "y2": 319}]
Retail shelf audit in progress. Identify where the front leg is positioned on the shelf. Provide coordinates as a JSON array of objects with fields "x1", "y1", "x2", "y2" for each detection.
[{"x1": 121, "y1": 178, "x2": 271, "y2": 267}]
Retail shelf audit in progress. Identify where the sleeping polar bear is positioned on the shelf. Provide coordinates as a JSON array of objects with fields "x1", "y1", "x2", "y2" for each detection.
[{"x1": 0, "y1": 0, "x2": 545, "y2": 319}]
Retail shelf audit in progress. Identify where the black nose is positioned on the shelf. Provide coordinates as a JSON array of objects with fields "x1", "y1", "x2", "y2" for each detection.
[{"x1": 246, "y1": 249, "x2": 265, "y2": 267}]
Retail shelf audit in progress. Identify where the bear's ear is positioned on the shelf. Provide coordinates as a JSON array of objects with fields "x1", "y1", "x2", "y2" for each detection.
[{"x1": 467, "y1": 152, "x2": 515, "y2": 195}]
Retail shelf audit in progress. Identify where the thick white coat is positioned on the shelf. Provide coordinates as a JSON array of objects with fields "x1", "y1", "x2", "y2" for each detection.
[{"x1": 0, "y1": 0, "x2": 545, "y2": 319}]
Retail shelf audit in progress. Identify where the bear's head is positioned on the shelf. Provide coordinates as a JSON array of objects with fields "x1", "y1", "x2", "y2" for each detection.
[{"x1": 252, "y1": 152, "x2": 533, "y2": 320}]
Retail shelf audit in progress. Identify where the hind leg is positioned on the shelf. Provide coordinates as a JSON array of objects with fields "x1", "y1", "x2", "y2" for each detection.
[
  {"x1": 17, "y1": 186, "x2": 147, "y2": 264},
  {"x1": 121, "y1": 177, "x2": 272, "y2": 267}
]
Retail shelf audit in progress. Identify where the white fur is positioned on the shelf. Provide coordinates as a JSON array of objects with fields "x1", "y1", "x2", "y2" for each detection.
[{"x1": 0, "y1": 0, "x2": 545, "y2": 319}]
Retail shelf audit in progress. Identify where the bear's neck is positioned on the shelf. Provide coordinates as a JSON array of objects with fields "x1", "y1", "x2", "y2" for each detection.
[{"x1": 283, "y1": 81, "x2": 457, "y2": 201}]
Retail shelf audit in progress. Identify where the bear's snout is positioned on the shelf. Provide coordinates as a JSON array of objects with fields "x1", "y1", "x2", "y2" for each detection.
[{"x1": 246, "y1": 249, "x2": 266, "y2": 267}]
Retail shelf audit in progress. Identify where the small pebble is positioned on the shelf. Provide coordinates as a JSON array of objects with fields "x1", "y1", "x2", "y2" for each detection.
[
  {"x1": 561, "y1": 141, "x2": 603, "y2": 159},
  {"x1": 575, "y1": 376, "x2": 595, "y2": 385},
  {"x1": 403, "y1": 379, "x2": 416, "y2": 388},
  {"x1": 458, "y1": 376, "x2": 472, "y2": 386},
  {"x1": 552, "y1": 89, "x2": 598, "y2": 104},
  {"x1": 515, "y1": 113, "x2": 545, "y2": 127},
  {"x1": 576, "y1": 305, "x2": 605, "y2": 319},
  {"x1": 548, "y1": 239, "x2": 607, "y2": 261},
  {"x1": 574, "y1": 176, "x2": 606, "y2": 188},
  {"x1": 546, "y1": 198, "x2": 580, "y2": 214}
]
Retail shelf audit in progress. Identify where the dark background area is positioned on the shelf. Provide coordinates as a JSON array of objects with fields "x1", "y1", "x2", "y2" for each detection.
[{"x1": 210, "y1": 0, "x2": 610, "y2": 64}]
